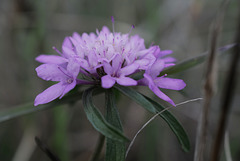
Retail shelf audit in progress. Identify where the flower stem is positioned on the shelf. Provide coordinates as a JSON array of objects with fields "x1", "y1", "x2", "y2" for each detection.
[{"x1": 89, "y1": 133, "x2": 105, "y2": 161}]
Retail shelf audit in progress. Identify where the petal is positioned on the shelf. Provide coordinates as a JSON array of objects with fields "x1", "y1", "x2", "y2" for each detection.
[
  {"x1": 101, "y1": 75, "x2": 116, "y2": 88},
  {"x1": 35, "y1": 55, "x2": 67, "y2": 64},
  {"x1": 135, "y1": 48, "x2": 152, "y2": 57},
  {"x1": 75, "y1": 58, "x2": 89, "y2": 71},
  {"x1": 164, "y1": 63, "x2": 175, "y2": 68},
  {"x1": 67, "y1": 59, "x2": 80, "y2": 78},
  {"x1": 112, "y1": 54, "x2": 122, "y2": 73},
  {"x1": 36, "y1": 64, "x2": 67, "y2": 81},
  {"x1": 149, "y1": 84, "x2": 175, "y2": 106},
  {"x1": 158, "y1": 50, "x2": 173, "y2": 57},
  {"x1": 116, "y1": 77, "x2": 137, "y2": 86},
  {"x1": 144, "y1": 73, "x2": 175, "y2": 106},
  {"x1": 72, "y1": 32, "x2": 82, "y2": 42},
  {"x1": 134, "y1": 59, "x2": 150, "y2": 68},
  {"x1": 155, "y1": 78, "x2": 186, "y2": 90},
  {"x1": 148, "y1": 59, "x2": 165, "y2": 78},
  {"x1": 62, "y1": 46, "x2": 75, "y2": 58},
  {"x1": 103, "y1": 62, "x2": 113, "y2": 75},
  {"x1": 88, "y1": 51, "x2": 98, "y2": 67},
  {"x1": 143, "y1": 73, "x2": 154, "y2": 83},
  {"x1": 162, "y1": 57, "x2": 176, "y2": 63},
  {"x1": 120, "y1": 63, "x2": 139, "y2": 76},
  {"x1": 62, "y1": 37, "x2": 72, "y2": 49},
  {"x1": 34, "y1": 82, "x2": 65, "y2": 106},
  {"x1": 137, "y1": 78, "x2": 149, "y2": 86},
  {"x1": 152, "y1": 46, "x2": 160, "y2": 57},
  {"x1": 60, "y1": 80, "x2": 77, "y2": 99},
  {"x1": 137, "y1": 53, "x2": 156, "y2": 70},
  {"x1": 101, "y1": 26, "x2": 111, "y2": 34}
]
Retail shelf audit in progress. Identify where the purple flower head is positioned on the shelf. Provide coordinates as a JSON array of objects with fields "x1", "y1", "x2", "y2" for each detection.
[{"x1": 34, "y1": 22, "x2": 186, "y2": 106}]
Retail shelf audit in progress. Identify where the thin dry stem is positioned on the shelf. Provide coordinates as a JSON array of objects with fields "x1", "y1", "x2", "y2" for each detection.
[{"x1": 125, "y1": 98, "x2": 203, "y2": 159}]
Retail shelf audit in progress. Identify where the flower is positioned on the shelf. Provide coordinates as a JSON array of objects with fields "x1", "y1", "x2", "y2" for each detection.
[
  {"x1": 138, "y1": 59, "x2": 186, "y2": 106},
  {"x1": 34, "y1": 22, "x2": 186, "y2": 106}
]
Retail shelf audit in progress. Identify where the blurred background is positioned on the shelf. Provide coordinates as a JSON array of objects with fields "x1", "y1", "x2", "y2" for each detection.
[{"x1": 0, "y1": 0, "x2": 239, "y2": 161}]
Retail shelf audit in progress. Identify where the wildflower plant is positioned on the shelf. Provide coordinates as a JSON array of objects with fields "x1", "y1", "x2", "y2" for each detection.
[
  {"x1": 28, "y1": 17, "x2": 189, "y2": 159},
  {"x1": 0, "y1": 15, "x2": 230, "y2": 160},
  {"x1": 0, "y1": 16, "x2": 234, "y2": 161},
  {"x1": 32, "y1": 17, "x2": 191, "y2": 160},
  {"x1": 0, "y1": 0, "x2": 237, "y2": 160}
]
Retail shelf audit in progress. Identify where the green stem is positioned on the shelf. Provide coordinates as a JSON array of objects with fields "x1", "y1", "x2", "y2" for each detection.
[
  {"x1": 105, "y1": 89, "x2": 126, "y2": 161},
  {"x1": 89, "y1": 133, "x2": 105, "y2": 161}
]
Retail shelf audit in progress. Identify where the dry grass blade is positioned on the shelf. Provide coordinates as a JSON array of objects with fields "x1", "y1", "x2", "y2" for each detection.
[
  {"x1": 224, "y1": 132, "x2": 233, "y2": 161},
  {"x1": 125, "y1": 98, "x2": 203, "y2": 159},
  {"x1": 35, "y1": 137, "x2": 61, "y2": 161}
]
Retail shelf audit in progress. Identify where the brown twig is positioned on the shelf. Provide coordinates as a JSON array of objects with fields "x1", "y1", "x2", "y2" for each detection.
[
  {"x1": 194, "y1": 1, "x2": 229, "y2": 161},
  {"x1": 210, "y1": 1, "x2": 240, "y2": 161}
]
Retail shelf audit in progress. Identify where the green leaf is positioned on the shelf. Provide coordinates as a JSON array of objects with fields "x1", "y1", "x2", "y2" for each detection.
[
  {"x1": 161, "y1": 44, "x2": 235, "y2": 76},
  {"x1": 144, "y1": 95, "x2": 190, "y2": 152},
  {"x1": 105, "y1": 89, "x2": 126, "y2": 161},
  {"x1": 0, "y1": 88, "x2": 104, "y2": 123},
  {"x1": 82, "y1": 87, "x2": 129, "y2": 142},
  {"x1": 0, "y1": 90, "x2": 83, "y2": 123},
  {"x1": 114, "y1": 85, "x2": 156, "y2": 113}
]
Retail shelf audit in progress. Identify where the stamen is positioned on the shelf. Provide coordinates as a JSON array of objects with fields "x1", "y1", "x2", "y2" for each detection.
[
  {"x1": 128, "y1": 25, "x2": 135, "y2": 35},
  {"x1": 150, "y1": 42, "x2": 155, "y2": 47},
  {"x1": 122, "y1": 48, "x2": 125, "y2": 54},
  {"x1": 111, "y1": 16, "x2": 115, "y2": 36},
  {"x1": 96, "y1": 29, "x2": 100, "y2": 35},
  {"x1": 52, "y1": 46, "x2": 62, "y2": 55}
]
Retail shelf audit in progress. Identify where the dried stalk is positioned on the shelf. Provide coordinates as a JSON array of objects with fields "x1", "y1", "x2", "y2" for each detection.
[
  {"x1": 210, "y1": 2, "x2": 240, "y2": 160},
  {"x1": 194, "y1": 1, "x2": 229, "y2": 161}
]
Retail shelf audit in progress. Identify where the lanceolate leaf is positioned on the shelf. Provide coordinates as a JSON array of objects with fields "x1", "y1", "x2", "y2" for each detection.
[
  {"x1": 115, "y1": 85, "x2": 190, "y2": 151},
  {"x1": 144, "y1": 95, "x2": 190, "y2": 152},
  {"x1": 0, "y1": 88, "x2": 105, "y2": 123},
  {"x1": 105, "y1": 89, "x2": 126, "y2": 161},
  {"x1": 114, "y1": 85, "x2": 156, "y2": 113},
  {"x1": 0, "y1": 90, "x2": 83, "y2": 123},
  {"x1": 160, "y1": 44, "x2": 235, "y2": 76},
  {"x1": 82, "y1": 87, "x2": 129, "y2": 142}
]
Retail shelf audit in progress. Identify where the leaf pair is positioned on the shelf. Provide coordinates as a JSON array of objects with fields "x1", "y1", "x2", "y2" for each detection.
[
  {"x1": 82, "y1": 87, "x2": 128, "y2": 142},
  {"x1": 82, "y1": 85, "x2": 190, "y2": 161},
  {"x1": 83, "y1": 87, "x2": 126, "y2": 161}
]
